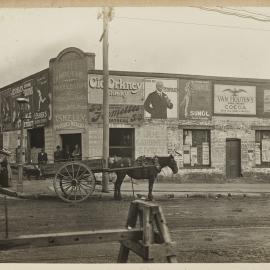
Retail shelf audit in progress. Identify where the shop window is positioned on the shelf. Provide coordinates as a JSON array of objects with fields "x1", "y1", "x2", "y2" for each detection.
[
  {"x1": 183, "y1": 129, "x2": 211, "y2": 167},
  {"x1": 109, "y1": 128, "x2": 134, "y2": 159},
  {"x1": 255, "y1": 130, "x2": 270, "y2": 166}
]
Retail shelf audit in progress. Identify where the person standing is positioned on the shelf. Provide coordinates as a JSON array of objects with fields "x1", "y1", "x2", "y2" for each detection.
[
  {"x1": 72, "y1": 144, "x2": 81, "y2": 160},
  {"x1": 0, "y1": 148, "x2": 12, "y2": 187},
  {"x1": 38, "y1": 148, "x2": 48, "y2": 179},
  {"x1": 144, "y1": 81, "x2": 173, "y2": 119},
  {"x1": 54, "y1": 145, "x2": 63, "y2": 162}
]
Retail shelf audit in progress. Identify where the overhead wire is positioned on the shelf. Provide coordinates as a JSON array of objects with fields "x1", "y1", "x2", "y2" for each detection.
[
  {"x1": 115, "y1": 16, "x2": 270, "y2": 32},
  {"x1": 196, "y1": 6, "x2": 270, "y2": 22}
]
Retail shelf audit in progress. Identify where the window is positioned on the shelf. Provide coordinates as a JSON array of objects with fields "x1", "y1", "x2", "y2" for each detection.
[
  {"x1": 109, "y1": 128, "x2": 134, "y2": 159},
  {"x1": 183, "y1": 129, "x2": 211, "y2": 167},
  {"x1": 255, "y1": 130, "x2": 270, "y2": 166}
]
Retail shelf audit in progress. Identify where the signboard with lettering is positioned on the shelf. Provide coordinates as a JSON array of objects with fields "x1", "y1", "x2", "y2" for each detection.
[
  {"x1": 0, "y1": 70, "x2": 50, "y2": 131},
  {"x1": 214, "y1": 84, "x2": 256, "y2": 115},
  {"x1": 89, "y1": 104, "x2": 144, "y2": 125},
  {"x1": 52, "y1": 48, "x2": 88, "y2": 130},
  {"x1": 88, "y1": 75, "x2": 144, "y2": 105},
  {"x1": 179, "y1": 80, "x2": 212, "y2": 120}
]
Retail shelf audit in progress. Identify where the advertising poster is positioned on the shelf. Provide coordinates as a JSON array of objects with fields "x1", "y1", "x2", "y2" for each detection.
[
  {"x1": 179, "y1": 80, "x2": 212, "y2": 120},
  {"x1": 88, "y1": 74, "x2": 144, "y2": 105},
  {"x1": 262, "y1": 139, "x2": 270, "y2": 162},
  {"x1": 255, "y1": 142, "x2": 261, "y2": 165},
  {"x1": 88, "y1": 104, "x2": 144, "y2": 125},
  {"x1": 183, "y1": 144, "x2": 191, "y2": 165},
  {"x1": 202, "y1": 142, "x2": 210, "y2": 165},
  {"x1": 144, "y1": 78, "x2": 178, "y2": 119},
  {"x1": 214, "y1": 84, "x2": 256, "y2": 115},
  {"x1": 0, "y1": 71, "x2": 50, "y2": 131},
  {"x1": 191, "y1": 147, "x2": 198, "y2": 166}
]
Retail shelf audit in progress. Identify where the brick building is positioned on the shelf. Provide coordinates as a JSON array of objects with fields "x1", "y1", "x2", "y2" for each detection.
[{"x1": 1, "y1": 47, "x2": 270, "y2": 181}]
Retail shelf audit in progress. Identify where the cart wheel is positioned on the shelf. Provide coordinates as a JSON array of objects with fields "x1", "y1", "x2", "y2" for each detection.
[{"x1": 53, "y1": 162, "x2": 96, "y2": 203}]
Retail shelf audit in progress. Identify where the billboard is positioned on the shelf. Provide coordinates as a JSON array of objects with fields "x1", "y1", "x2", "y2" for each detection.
[
  {"x1": 89, "y1": 104, "x2": 144, "y2": 125},
  {"x1": 214, "y1": 84, "x2": 256, "y2": 115},
  {"x1": 0, "y1": 70, "x2": 50, "y2": 131},
  {"x1": 88, "y1": 75, "x2": 144, "y2": 105},
  {"x1": 144, "y1": 78, "x2": 178, "y2": 119},
  {"x1": 179, "y1": 80, "x2": 211, "y2": 120}
]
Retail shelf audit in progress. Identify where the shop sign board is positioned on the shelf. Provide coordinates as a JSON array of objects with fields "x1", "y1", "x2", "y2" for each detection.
[
  {"x1": 179, "y1": 80, "x2": 212, "y2": 120},
  {"x1": 214, "y1": 84, "x2": 256, "y2": 115},
  {"x1": 89, "y1": 104, "x2": 144, "y2": 125},
  {"x1": 88, "y1": 74, "x2": 144, "y2": 105},
  {"x1": 0, "y1": 71, "x2": 50, "y2": 131}
]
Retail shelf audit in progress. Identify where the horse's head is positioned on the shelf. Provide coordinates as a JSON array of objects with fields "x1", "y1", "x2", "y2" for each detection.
[{"x1": 165, "y1": 154, "x2": 178, "y2": 174}]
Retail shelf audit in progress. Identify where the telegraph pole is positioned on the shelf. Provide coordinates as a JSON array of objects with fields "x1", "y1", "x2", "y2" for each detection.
[{"x1": 100, "y1": 7, "x2": 113, "y2": 193}]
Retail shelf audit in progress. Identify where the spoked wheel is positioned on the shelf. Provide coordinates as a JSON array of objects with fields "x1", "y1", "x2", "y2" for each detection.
[{"x1": 53, "y1": 162, "x2": 96, "y2": 203}]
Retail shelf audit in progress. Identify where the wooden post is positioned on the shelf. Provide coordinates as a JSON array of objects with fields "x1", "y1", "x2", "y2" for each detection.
[{"x1": 4, "y1": 196, "x2": 8, "y2": 239}]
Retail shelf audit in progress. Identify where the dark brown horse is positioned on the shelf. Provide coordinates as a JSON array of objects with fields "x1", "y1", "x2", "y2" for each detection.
[{"x1": 110, "y1": 155, "x2": 178, "y2": 200}]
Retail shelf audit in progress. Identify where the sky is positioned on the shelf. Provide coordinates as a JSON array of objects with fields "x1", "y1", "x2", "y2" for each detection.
[{"x1": 1, "y1": 6, "x2": 270, "y2": 87}]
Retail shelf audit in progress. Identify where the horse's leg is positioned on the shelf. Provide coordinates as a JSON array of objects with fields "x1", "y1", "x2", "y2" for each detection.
[
  {"x1": 148, "y1": 176, "x2": 155, "y2": 201},
  {"x1": 114, "y1": 173, "x2": 125, "y2": 200}
]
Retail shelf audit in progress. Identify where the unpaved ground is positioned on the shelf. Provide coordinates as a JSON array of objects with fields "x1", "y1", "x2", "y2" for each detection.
[{"x1": 1, "y1": 195, "x2": 270, "y2": 263}]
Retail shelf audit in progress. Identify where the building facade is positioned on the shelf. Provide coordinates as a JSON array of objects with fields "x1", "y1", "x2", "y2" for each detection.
[{"x1": 1, "y1": 47, "x2": 270, "y2": 182}]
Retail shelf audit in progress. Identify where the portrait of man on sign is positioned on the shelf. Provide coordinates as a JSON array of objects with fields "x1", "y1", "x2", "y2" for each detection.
[{"x1": 144, "y1": 79, "x2": 177, "y2": 119}]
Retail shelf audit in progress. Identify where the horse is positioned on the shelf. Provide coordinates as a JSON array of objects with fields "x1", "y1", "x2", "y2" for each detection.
[{"x1": 109, "y1": 155, "x2": 178, "y2": 201}]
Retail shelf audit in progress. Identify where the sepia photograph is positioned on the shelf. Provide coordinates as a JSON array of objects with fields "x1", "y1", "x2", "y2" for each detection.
[{"x1": 1, "y1": 1, "x2": 270, "y2": 267}]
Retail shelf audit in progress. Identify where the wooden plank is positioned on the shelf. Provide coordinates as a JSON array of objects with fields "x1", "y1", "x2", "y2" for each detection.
[
  {"x1": 117, "y1": 244, "x2": 130, "y2": 263},
  {"x1": 148, "y1": 242, "x2": 177, "y2": 260},
  {"x1": 126, "y1": 201, "x2": 139, "y2": 228},
  {"x1": 142, "y1": 207, "x2": 154, "y2": 246},
  {"x1": 0, "y1": 229, "x2": 142, "y2": 251},
  {"x1": 154, "y1": 206, "x2": 173, "y2": 243},
  {"x1": 120, "y1": 240, "x2": 149, "y2": 260}
]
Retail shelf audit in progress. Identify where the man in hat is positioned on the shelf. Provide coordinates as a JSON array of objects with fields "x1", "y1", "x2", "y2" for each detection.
[{"x1": 0, "y1": 148, "x2": 12, "y2": 187}]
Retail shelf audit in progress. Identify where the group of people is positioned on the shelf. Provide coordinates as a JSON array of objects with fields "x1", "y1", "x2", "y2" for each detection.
[{"x1": 54, "y1": 144, "x2": 81, "y2": 162}]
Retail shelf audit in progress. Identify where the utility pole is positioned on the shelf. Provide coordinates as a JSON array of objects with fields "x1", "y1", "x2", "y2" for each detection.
[{"x1": 99, "y1": 7, "x2": 114, "y2": 193}]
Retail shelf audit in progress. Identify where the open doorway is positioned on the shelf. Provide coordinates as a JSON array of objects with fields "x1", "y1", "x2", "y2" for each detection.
[
  {"x1": 61, "y1": 133, "x2": 82, "y2": 160},
  {"x1": 109, "y1": 128, "x2": 134, "y2": 159},
  {"x1": 28, "y1": 127, "x2": 45, "y2": 163}
]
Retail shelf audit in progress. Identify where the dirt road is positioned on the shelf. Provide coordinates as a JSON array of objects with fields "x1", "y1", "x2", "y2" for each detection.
[{"x1": 1, "y1": 195, "x2": 270, "y2": 263}]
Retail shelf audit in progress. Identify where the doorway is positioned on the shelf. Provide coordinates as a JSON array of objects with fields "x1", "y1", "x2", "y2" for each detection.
[
  {"x1": 109, "y1": 128, "x2": 134, "y2": 159},
  {"x1": 27, "y1": 127, "x2": 45, "y2": 163},
  {"x1": 61, "y1": 133, "x2": 82, "y2": 160},
  {"x1": 226, "y1": 139, "x2": 241, "y2": 178}
]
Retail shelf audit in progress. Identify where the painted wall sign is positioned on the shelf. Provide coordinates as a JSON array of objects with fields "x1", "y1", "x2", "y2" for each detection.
[
  {"x1": 144, "y1": 78, "x2": 178, "y2": 119},
  {"x1": 179, "y1": 80, "x2": 212, "y2": 120},
  {"x1": 88, "y1": 74, "x2": 144, "y2": 105},
  {"x1": 88, "y1": 104, "x2": 144, "y2": 125},
  {"x1": 214, "y1": 84, "x2": 256, "y2": 115},
  {"x1": 0, "y1": 71, "x2": 50, "y2": 131},
  {"x1": 52, "y1": 49, "x2": 88, "y2": 130}
]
